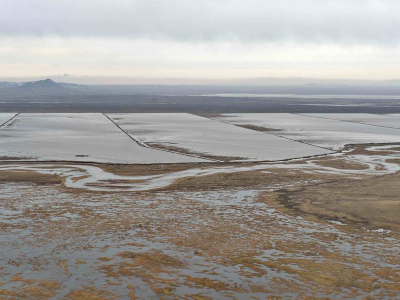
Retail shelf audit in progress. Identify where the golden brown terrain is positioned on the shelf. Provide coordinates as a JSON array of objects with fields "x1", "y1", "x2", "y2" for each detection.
[{"x1": 0, "y1": 144, "x2": 399, "y2": 299}]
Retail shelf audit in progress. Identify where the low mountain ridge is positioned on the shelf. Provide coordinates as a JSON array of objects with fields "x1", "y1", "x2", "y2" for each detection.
[{"x1": 19, "y1": 79, "x2": 65, "y2": 91}]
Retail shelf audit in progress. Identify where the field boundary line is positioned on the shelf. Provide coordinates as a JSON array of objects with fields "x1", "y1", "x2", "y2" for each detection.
[
  {"x1": 197, "y1": 113, "x2": 334, "y2": 152},
  {"x1": 297, "y1": 113, "x2": 400, "y2": 131},
  {"x1": 102, "y1": 113, "x2": 219, "y2": 162},
  {"x1": 103, "y1": 113, "x2": 150, "y2": 147},
  {"x1": 0, "y1": 113, "x2": 19, "y2": 129}
]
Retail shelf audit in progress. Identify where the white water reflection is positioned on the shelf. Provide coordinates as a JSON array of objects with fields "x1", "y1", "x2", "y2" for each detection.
[{"x1": 1, "y1": 148, "x2": 399, "y2": 192}]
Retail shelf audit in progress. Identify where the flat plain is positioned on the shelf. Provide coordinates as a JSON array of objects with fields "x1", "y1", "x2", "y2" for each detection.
[
  {"x1": 109, "y1": 113, "x2": 331, "y2": 162},
  {"x1": 0, "y1": 113, "x2": 206, "y2": 164},
  {"x1": 216, "y1": 113, "x2": 400, "y2": 150},
  {"x1": 0, "y1": 113, "x2": 17, "y2": 126},
  {"x1": 1, "y1": 112, "x2": 400, "y2": 299},
  {"x1": 301, "y1": 113, "x2": 400, "y2": 128}
]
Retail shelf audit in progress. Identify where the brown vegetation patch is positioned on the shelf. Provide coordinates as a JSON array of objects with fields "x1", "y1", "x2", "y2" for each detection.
[
  {"x1": 0, "y1": 156, "x2": 35, "y2": 160},
  {"x1": 348, "y1": 143, "x2": 400, "y2": 156},
  {"x1": 183, "y1": 276, "x2": 235, "y2": 292},
  {"x1": 65, "y1": 288, "x2": 114, "y2": 300},
  {"x1": 147, "y1": 142, "x2": 246, "y2": 162},
  {"x1": 164, "y1": 169, "x2": 332, "y2": 192},
  {"x1": 0, "y1": 277, "x2": 62, "y2": 300},
  {"x1": 118, "y1": 251, "x2": 184, "y2": 271},
  {"x1": 235, "y1": 124, "x2": 282, "y2": 132},
  {"x1": 275, "y1": 173, "x2": 400, "y2": 230},
  {"x1": 0, "y1": 170, "x2": 62, "y2": 185},
  {"x1": 313, "y1": 157, "x2": 369, "y2": 170},
  {"x1": 100, "y1": 162, "x2": 209, "y2": 176},
  {"x1": 386, "y1": 158, "x2": 400, "y2": 165}
]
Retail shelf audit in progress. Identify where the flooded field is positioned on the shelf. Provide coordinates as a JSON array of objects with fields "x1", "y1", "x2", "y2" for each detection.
[
  {"x1": 0, "y1": 113, "x2": 18, "y2": 127},
  {"x1": 300, "y1": 113, "x2": 400, "y2": 129},
  {"x1": 108, "y1": 113, "x2": 329, "y2": 162},
  {"x1": 193, "y1": 94, "x2": 400, "y2": 100},
  {"x1": 0, "y1": 113, "x2": 206, "y2": 164},
  {"x1": 3, "y1": 113, "x2": 400, "y2": 164},
  {"x1": 1, "y1": 143, "x2": 400, "y2": 299},
  {"x1": 216, "y1": 113, "x2": 400, "y2": 150}
]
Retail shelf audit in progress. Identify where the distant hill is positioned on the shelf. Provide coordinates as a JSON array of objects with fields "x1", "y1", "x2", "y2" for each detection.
[
  {"x1": 19, "y1": 79, "x2": 67, "y2": 92},
  {"x1": 0, "y1": 82, "x2": 21, "y2": 89},
  {"x1": 57, "y1": 82, "x2": 95, "y2": 92}
]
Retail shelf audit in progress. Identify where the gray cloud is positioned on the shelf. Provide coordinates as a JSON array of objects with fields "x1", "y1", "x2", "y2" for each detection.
[{"x1": 1, "y1": 0, "x2": 399, "y2": 44}]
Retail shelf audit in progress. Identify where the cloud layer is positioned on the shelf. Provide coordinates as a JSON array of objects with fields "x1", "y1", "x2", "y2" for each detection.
[
  {"x1": 1, "y1": 0, "x2": 399, "y2": 44},
  {"x1": 1, "y1": 0, "x2": 400, "y2": 80}
]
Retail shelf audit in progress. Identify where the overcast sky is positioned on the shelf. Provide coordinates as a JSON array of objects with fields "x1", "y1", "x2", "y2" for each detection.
[{"x1": 1, "y1": 0, "x2": 400, "y2": 83}]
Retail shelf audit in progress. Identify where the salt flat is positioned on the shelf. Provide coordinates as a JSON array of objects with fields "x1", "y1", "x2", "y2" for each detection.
[
  {"x1": 216, "y1": 113, "x2": 400, "y2": 150},
  {"x1": 0, "y1": 113, "x2": 17, "y2": 126},
  {"x1": 301, "y1": 113, "x2": 400, "y2": 129},
  {"x1": 108, "y1": 113, "x2": 331, "y2": 161},
  {"x1": 0, "y1": 113, "x2": 206, "y2": 164}
]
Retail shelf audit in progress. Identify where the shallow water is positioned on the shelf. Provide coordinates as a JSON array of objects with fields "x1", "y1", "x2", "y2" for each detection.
[
  {"x1": 1, "y1": 146, "x2": 400, "y2": 298},
  {"x1": 1, "y1": 148, "x2": 398, "y2": 192},
  {"x1": 1, "y1": 184, "x2": 399, "y2": 298}
]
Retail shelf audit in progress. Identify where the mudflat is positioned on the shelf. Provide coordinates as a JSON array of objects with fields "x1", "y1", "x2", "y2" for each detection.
[{"x1": 0, "y1": 144, "x2": 400, "y2": 298}]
